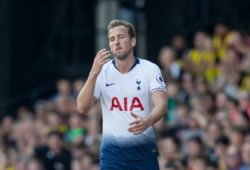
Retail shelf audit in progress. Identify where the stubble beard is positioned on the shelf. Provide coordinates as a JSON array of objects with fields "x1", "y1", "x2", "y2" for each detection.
[{"x1": 114, "y1": 49, "x2": 132, "y2": 61}]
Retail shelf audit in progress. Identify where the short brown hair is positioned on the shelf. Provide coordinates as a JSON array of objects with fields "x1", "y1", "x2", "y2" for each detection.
[{"x1": 107, "y1": 19, "x2": 136, "y2": 38}]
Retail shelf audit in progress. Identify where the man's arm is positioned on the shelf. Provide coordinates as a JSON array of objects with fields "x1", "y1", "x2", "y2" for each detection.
[
  {"x1": 128, "y1": 91, "x2": 167, "y2": 135},
  {"x1": 77, "y1": 49, "x2": 111, "y2": 114},
  {"x1": 76, "y1": 73, "x2": 98, "y2": 113}
]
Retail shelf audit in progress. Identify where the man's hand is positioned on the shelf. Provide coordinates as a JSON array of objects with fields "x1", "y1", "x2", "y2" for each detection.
[
  {"x1": 77, "y1": 49, "x2": 111, "y2": 114},
  {"x1": 90, "y1": 49, "x2": 111, "y2": 76},
  {"x1": 128, "y1": 112, "x2": 151, "y2": 135}
]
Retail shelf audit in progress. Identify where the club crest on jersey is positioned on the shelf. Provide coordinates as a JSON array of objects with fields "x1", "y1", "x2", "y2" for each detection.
[
  {"x1": 156, "y1": 73, "x2": 164, "y2": 85},
  {"x1": 136, "y1": 79, "x2": 141, "y2": 91},
  {"x1": 110, "y1": 97, "x2": 144, "y2": 111}
]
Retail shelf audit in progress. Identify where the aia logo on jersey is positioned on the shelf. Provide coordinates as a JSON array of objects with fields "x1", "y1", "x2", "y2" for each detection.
[{"x1": 110, "y1": 97, "x2": 144, "y2": 111}]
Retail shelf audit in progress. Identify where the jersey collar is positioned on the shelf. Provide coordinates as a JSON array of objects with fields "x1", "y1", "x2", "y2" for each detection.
[{"x1": 112, "y1": 57, "x2": 140, "y2": 71}]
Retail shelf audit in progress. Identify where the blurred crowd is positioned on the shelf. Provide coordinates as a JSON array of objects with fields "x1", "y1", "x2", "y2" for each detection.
[{"x1": 0, "y1": 22, "x2": 250, "y2": 170}]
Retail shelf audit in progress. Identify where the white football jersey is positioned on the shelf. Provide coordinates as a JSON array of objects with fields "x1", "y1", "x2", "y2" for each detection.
[{"x1": 94, "y1": 58, "x2": 166, "y2": 161}]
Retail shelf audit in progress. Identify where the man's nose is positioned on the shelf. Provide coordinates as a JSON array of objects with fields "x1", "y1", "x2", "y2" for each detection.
[{"x1": 114, "y1": 38, "x2": 120, "y2": 45}]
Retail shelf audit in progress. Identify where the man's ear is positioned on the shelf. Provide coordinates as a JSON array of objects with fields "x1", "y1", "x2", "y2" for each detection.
[{"x1": 131, "y1": 37, "x2": 136, "y2": 47}]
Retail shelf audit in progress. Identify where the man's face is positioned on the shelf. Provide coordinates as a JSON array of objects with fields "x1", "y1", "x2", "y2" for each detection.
[
  {"x1": 48, "y1": 135, "x2": 62, "y2": 152},
  {"x1": 108, "y1": 25, "x2": 135, "y2": 60}
]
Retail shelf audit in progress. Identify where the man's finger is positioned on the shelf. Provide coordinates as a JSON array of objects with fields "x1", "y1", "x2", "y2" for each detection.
[
  {"x1": 128, "y1": 124, "x2": 139, "y2": 131},
  {"x1": 129, "y1": 119, "x2": 141, "y2": 125},
  {"x1": 128, "y1": 126, "x2": 144, "y2": 134},
  {"x1": 96, "y1": 49, "x2": 107, "y2": 55},
  {"x1": 129, "y1": 121, "x2": 137, "y2": 126},
  {"x1": 133, "y1": 131, "x2": 143, "y2": 135},
  {"x1": 130, "y1": 112, "x2": 139, "y2": 119},
  {"x1": 100, "y1": 58, "x2": 111, "y2": 65},
  {"x1": 97, "y1": 51, "x2": 111, "y2": 59},
  {"x1": 96, "y1": 50, "x2": 111, "y2": 60},
  {"x1": 131, "y1": 127, "x2": 143, "y2": 132},
  {"x1": 128, "y1": 122, "x2": 143, "y2": 131},
  {"x1": 96, "y1": 52, "x2": 111, "y2": 65}
]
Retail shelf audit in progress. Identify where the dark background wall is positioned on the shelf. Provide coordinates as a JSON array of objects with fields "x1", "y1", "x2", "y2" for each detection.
[
  {"x1": 1, "y1": 0, "x2": 96, "y2": 117},
  {"x1": 0, "y1": 0, "x2": 11, "y2": 118},
  {"x1": 0, "y1": 0, "x2": 250, "y2": 118}
]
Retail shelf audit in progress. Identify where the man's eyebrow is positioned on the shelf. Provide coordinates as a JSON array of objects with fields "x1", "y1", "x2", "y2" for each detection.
[{"x1": 109, "y1": 33, "x2": 125, "y2": 38}]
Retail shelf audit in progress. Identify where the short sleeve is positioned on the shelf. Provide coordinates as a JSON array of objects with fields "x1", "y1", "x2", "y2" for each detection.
[{"x1": 149, "y1": 65, "x2": 166, "y2": 93}]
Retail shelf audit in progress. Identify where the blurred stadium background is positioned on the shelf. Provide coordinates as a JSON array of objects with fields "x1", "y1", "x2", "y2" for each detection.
[
  {"x1": 1, "y1": 0, "x2": 250, "y2": 116},
  {"x1": 0, "y1": 0, "x2": 250, "y2": 169}
]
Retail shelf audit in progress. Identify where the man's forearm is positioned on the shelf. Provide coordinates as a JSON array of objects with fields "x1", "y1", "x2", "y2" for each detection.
[
  {"x1": 146, "y1": 90, "x2": 167, "y2": 126},
  {"x1": 146, "y1": 100, "x2": 167, "y2": 126},
  {"x1": 77, "y1": 72, "x2": 98, "y2": 113}
]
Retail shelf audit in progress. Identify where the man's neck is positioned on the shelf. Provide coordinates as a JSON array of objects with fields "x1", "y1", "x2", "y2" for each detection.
[{"x1": 115, "y1": 55, "x2": 135, "y2": 74}]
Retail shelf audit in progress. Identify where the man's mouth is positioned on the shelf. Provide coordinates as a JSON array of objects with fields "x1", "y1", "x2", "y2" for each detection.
[{"x1": 116, "y1": 47, "x2": 122, "y2": 51}]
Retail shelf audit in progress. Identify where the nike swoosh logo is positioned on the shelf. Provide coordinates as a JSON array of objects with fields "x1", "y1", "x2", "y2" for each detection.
[{"x1": 105, "y1": 83, "x2": 115, "y2": 87}]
